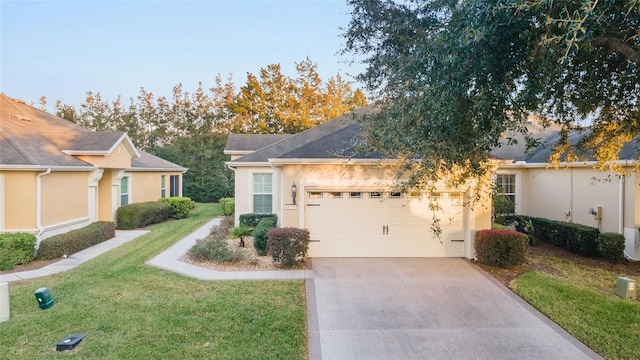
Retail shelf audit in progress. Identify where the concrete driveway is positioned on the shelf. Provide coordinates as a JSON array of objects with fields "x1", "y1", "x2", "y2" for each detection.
[{"x1": 306, "y1": 258, "x2": 602, "y2": 360}]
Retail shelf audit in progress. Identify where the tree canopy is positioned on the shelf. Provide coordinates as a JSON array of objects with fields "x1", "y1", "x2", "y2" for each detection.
[
  {"x1": 49, "y1": 58, "x2": 367, "y2": 201},
  {"x1": 342, "y1": 0, "x2": 639, "y2": 187}
]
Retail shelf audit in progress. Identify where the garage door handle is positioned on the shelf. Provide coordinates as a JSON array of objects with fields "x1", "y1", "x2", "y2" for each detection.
[
  {"x1": 307, "y1": 204, "x2": 320, "y2": 207},
  {"x1": 382, "y1": 225, "x2": 388, "y2": 235},
  {"x1": 451, "y1": 239, "x2": 464, "y2": 242}
]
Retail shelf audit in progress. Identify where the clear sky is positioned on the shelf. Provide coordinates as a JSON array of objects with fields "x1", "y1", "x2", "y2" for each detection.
[{"x1": 1, "y1": 0, "x2": 366, "y2": 109}]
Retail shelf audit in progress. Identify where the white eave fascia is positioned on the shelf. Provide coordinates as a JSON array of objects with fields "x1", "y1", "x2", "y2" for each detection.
[
  {"x1": 223, "y1": 150, "x2": 251, "y2": 156},
  {"x1": 225, "y1": 161, "x2": 271, "y2": 167},
  {"x1": 497, "y1": 159, "x2": 637, "y2": 169},
  {"x1": 61, "y1": 150, "x2": 110, "y2": 155},
  {"x1": 126, "y1": 167, "x2": 187, "y2": 172},
  {"x1": 267, "y1": 158, "x2": 395, "y2": 165},
  {"x1": 0, "y1": 164, "x2": 98, "y2": 171}
]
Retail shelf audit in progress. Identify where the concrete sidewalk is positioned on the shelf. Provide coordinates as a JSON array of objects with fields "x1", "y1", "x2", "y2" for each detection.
[
  {"x1": 145, "y1": 217, "x2": 311, "y2": 280},
  {"x1": 1, "y1": 217, "x2": 310, "y2": 283},
  {"x1": 0, "y1": 229, "x2": 149, "y2": 283}
]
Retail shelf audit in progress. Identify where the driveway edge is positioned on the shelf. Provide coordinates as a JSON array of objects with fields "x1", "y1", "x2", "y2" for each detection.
[{"x1": 467, "y1": 260, "x2": 604, "y2": 360}]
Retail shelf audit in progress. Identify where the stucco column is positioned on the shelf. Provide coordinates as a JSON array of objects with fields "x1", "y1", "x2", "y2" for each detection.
[
  {"x1": 88, "y1": 169, "x2": 104, "y2": 223},
  {"x1": 111, "y1": 170, "x2": 125, "y2": 222}
]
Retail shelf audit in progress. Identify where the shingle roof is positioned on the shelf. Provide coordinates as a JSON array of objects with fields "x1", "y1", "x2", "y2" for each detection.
[
  {"x1": 227, "y1": 105, "x2": 639, "y2": 165},
  {"x1": 491, "y1": 121, "x2": 640, "y2": 163},
  {"x1": 230, "y1": 106, "x2": 379, "y2": 163},
  {"x1": 130, "y1": 150, "x2": 186, "y2": 171},
  {"x1": 0, "y1": 94, "x2": 184, "y2": 171},
  {"x1": 1, "y1": 95, "x2": 95, "y2": 167},
  {"x1": 224, "y1": 134, "x2": 292, "y2": 153}
]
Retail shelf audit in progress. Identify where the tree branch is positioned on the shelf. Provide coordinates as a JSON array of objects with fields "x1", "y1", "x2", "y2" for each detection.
[{"x1": 591, "y1": 36, "x2": 640, "y2": 63}]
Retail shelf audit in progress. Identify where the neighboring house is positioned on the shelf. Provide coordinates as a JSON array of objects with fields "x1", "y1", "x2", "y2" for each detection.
[
  {"x1": 224, "y1": 107, "x2": 492, "y2": 259},
  {"x1": 492, "y1": 119, "x2": 640, "y2": 260},
  {"x1": 0, "y1": 94, "x2": 186, "y2": 244}
]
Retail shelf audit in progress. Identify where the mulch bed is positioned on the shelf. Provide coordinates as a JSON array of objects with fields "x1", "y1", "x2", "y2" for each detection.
[{"x1": 473, "y1": 240, "x2": 640, "y2": 287}]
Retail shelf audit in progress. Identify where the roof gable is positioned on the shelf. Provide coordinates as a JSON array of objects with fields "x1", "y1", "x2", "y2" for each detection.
[
  {"x1": 130, "y1": 150, "x2": 186, "y2": 171},
  {"x1": 0, "y1": 94, "x2": 179, "y2": 171},
  {"x1": 229, "y1": 105, "x2": 378, "y2": 163}
]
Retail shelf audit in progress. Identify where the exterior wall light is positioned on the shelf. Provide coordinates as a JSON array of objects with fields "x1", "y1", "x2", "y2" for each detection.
[{"x1": 291, "y1": 182, "x2": 297, "y2": 205}]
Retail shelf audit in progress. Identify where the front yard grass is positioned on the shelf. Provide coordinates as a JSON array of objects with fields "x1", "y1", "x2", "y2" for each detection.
[
  {"x1": 0, "y1": 203, "x2": 307, "y2": 359},
  {"x1": 511, "y1": 259, "x2": 640, "y2": 359}
]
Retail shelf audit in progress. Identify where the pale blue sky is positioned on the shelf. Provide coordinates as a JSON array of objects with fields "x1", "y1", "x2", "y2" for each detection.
[{"x1": 1, "y1": 0, "x2": 366, "y2": 109}]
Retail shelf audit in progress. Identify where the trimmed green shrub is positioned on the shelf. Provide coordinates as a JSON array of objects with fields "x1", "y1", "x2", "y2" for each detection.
[
  {"x1": 188, "y1": 221, "x2": 243, "y2": 263},
  {"x1": 503, "y1": 215, "x2": 536, "y2": 245},
  {"x1": 267, "y1": 227, "x2": 310, "y2": 268},
  {"x1": 117, "y1": 201, "x2": 172, "y2": 230},
  {"x1": 159, "y1": 197, "x2": 196, "y2": 219},
  {"x1": 36, "y1": 222, "x2": 116, "y2": 260},
  {"x1": 252, "y1": 217, "x2": 278, "y2": 256},
  {"x1": 475, "y1": 229, "x2": 528, "y2": 268},
  {"x1": 600, "y1": 232, "x2": 626, "y2": 263},
  {"x1": 239, "y1": 213, "x2": 277, "y2": 228},
  {"x1": 187, "y1": 237, "x2": 243, "y2": 263},
  {"x1": 0, "y1": 233, "x2": 37, "y2": 269},
  {"x1": 220, "y1": 197, "x2": 235, "y2": 216},
  {"x1": 528, "y1": 217, "x2": 600, "y2": 257},
  {"x1": 491, "y1": 223, "x2": 510, "y2": 230}
]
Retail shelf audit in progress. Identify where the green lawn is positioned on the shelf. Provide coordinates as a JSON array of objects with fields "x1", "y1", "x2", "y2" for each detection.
[
  {"x1": 513, "y1": 268, "x2": 640, "y2": 360},
  {"x1": 0, "y1": 203, "x2": 307, "y2": 359}
]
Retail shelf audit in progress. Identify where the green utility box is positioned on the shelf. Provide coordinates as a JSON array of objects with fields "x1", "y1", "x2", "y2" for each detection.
[
  {"x1": 615, "y1": 277, "x2": 636, "y2": 300},
  {"x1": 34, "y1": 287, "x2": 54, "y2": 310}
]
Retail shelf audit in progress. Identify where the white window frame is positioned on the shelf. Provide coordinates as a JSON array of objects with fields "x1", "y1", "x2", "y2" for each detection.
[
  {"x1": 120, "y1": 176, "x2": 130, "y2": 206},
  {"x1": 252, "y1": 173, "x2": 273, "y2": 214},
  {"x1": 161, "y1": 175, "x2": 166, "y2": 198},
  {"x1": 495, "y1": 173, "x2": 517, "y2": 210},
  {"x1": 169, "y1": 175, "x2": 180, "y2": 197}
]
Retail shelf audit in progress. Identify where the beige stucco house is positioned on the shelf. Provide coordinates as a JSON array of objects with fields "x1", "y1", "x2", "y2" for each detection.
[
  {"x1": 225, "y1": 107, "x2": 492, "y2": 259},
  {"x1": 492, "y1": 120, "x2": 640, "y2": 260},
  {"x1": 0, "y1": 94, "x2": 185, "y2": 244},
  {"x1": 226, "y1": 107, "x2": 640, "y2": 260}
]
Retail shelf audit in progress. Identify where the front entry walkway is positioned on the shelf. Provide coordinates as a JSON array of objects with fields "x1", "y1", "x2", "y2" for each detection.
[{"x1": 306, "y1": 258, "x2": 602, "y2": 360}]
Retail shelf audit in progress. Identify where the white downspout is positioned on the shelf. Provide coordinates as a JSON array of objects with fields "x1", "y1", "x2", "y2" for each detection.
[
  {"x1": 270, "y1": 163, "x2": 284, "y2": 227},
  {"x1": 619, "y1": 175, "x2": 625, "y2": 234},
  {"x1": 36, "y1": 168, "x2": 52, "y2": 239}
]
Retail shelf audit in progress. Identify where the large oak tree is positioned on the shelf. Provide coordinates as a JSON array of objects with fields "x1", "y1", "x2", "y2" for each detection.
[{"x1": 342, "y1": 0, "x2": 639, "y2": 187}]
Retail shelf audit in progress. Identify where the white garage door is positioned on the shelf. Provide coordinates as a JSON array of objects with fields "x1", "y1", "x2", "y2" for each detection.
[{"x1": 304, "y1": 190, "x2": 466, "y2": 257}]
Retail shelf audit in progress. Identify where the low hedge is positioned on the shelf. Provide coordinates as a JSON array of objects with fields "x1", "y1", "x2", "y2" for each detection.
[
  {"x1": 600, "y1": 232, "x2": 626, "y2": 263},
  {"x1": 267, "y1": 227, "x2": 310, "y2": 268},
  {"x1": 0, "y1": 233, "x2": 37, "y2": 270},
  {"x1": 252, "y1": 217, "x2": 278, "y2": 256},
  {"x1": 220, "y1": 197, "x2": 235, "y2": 216},
  {"x1": 36, "y1": 221, "x2": 116, "y2": 260},
  {"x1": 475, "y1": 229, "x2": 528, "y2": 268},
  {"x1": 117, "y1": 201, "x2": 172, "y2": 230},
  {"x1": 159, "y1": 197, "x2": 195, "y2": 219},
  {"x1": 239, "y1": 213, "x2": 277, "y2": 228},
  {"x1": 527, "y1": 217, "x2": 600, "y2": 257}
]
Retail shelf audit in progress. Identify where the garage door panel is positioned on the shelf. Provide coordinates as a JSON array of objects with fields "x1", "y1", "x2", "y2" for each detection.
[{"x1": 305, "y1": 190, "x2": 465, "y2": 257}]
